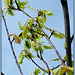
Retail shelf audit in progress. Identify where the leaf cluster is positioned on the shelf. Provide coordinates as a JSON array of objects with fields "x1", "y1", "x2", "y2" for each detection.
[
  {"x1": 50, "y1": 66, "x2": 74, "y2": 75},
  {"x1": 3, "y1": 0, "x2": 72, "y2": 75}
]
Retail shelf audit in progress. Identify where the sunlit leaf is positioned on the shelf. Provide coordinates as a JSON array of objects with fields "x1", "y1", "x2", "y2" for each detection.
[
  {"x1": 27, "y1": 18, "x2": 34, "y2": 27},
  {"x1": 18, "y1": 52, "x2": 25, "y2": 65},
  {"x1": 53, "y1": 32, "x2": 65, "y2": 39},
  {"x1": 43, "y1": 10, "x2": 54, "y2": 16},
  {"x1": 18, "y1": 21, "x2": 26, "y2": 30},
  {"x1": 24, "y1": 39, "x2": 31, "y2": 49},
  {"x1": 28, "y1": 5, "x2": 36, "y2": 11},
  {"x1": 31, "y1": 41, "x2": 36, "y2": 48},
  {"x1": 37, "y1": 17, "x2": 46, "y2": 24},
  {"x1": 51, "y1": 58, "x2": 60, "y2": 61},
  {"x1": 37, "y1": 44, "x2": 43, "y2": 53},
  {"x1": 44, "y1": 45, "x2": 53, "y2": 50},
  {"x1": 33, "y1": 68, "x2": 41, "y2": 75},
  {"x1": 17, "y1": 0, "x2": 28, "y2": 9},
  {"x1": 22, "y1": 28, "x2": 29, "y2": 39},
  {"x1": 7, "y1": 8, "x2": 14, "y2": 16},
  {"x1": 4, "y1": 0, "x2": 10, "y2": 5}
]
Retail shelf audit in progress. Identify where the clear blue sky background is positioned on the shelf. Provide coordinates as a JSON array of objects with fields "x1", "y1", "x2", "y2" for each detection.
[{"x1": 2, "y1": 0, "x2": 73, "y2": 75}]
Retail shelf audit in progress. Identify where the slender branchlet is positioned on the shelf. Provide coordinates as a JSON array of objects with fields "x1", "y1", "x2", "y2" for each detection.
[{"x1": 2, "y1": 10, "x2": 23, "y2": 75}]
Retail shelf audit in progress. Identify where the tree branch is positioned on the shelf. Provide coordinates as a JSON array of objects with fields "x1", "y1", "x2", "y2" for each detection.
[
  {"x1": 39, "y1": 51, "x2": 50, "y2": 75},
  {"x1": 30, "y1": 58, "x2": 45, "y2": 72},
  {"x1": 60, "y1": 0, "x2": 72, "y2": 67},
  {"x1": 2, "y1": 10, "x2": 23, "y2": 75},
  {"x1": 51, "y1": 64, "x2": 61, "y2": 70},
  {"x1": 49, "y1": 32, "x2": 54, "y2": 39}
]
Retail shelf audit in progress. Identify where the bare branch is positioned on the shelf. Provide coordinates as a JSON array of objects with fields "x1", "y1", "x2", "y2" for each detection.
[
  {"x1": 51, "y1": 64, "x2": 61, "y2": 70},
  {"x1": 1, "y1": 10, "x2": 23, "y2": 75},
  {"x1": 39, "y1": 51, "x2": 50, "y2": 75},
  {"x1": 49, "y1": 32, "x2": 54, "y2": 39},
  {"x1": 30, "y1": 58, "x2": 45, "y2": 72},
  {"x1": 70, "y1": 34, "x2": 74, "y2": 43},
  {"x1": 15, "y1": 0, "x2": 20, "y2": 9}
]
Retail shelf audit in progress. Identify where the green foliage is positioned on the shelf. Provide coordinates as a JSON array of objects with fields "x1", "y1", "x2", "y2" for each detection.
[
  {"x1": 37, "y1": 43, "x2": 44, "y2": 53},
  {"x1": 63, "y1": 41, "x2": 66, "y2": 49},
  {"x1": 6, "y1": 8, "x2": 14, "y2": 16},
  {"x1": 24, "y1": 39, "x2": 31, "y2": 49},
  {"x1": 42, "y1": 10, "x2": 54, "y2": 16},
  {"x1": 17, "y1": 0, "x2": 28, "y2": 9},
  {"x1": 51, "y1": 58, "x2": 60, "y2": 61},
  {"x1": 4, "y1": 0, "x2": 10, "y2": 5},
  {"x1": 18, "y1": 52, "x2": 25, "y2": 65},
  {"x1": 18, "y1": 21, "x2": 26, "y2": 30},
  {"x1": 33, "y1": 68, "x2": 41, "y2": 75},
  {"x1": 53, "y1": 32, "x2": 65, "y2": 39},
  {"x1": 72, "y1": 60, "x2": 74, "y2": 68},
  {"x1": 28, "y1": 5, "x2": 36, "y2": 11},
  {"x1": 22, "y1": 28, "x2": 29, "y2": 39},
  {"x1": 36, "y1": 17, "x2": 46, "y2": 28},
  {"x1": 31, "y1": 41, "x2": 36, "y2": 49},
  {"x1": 3, "y1": 0, "x2": 73, "y2": 75},
  {"x1": 50, "y1": 66, "x2": 74, "y2": 75},
  {"x1": 45, "y1": 26, "x2": 65, "y2": 39},
  {"x1": 43, "y1": 45, "x2": 53, "y2": 50}
]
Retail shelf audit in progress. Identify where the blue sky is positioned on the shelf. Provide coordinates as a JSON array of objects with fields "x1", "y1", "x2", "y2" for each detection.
[{"x1": 2, "y1": 0, "x2": 73, "y2": 75}]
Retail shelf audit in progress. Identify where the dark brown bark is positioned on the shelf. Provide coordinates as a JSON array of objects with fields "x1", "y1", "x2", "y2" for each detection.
[{"x1": 61, "y1": 0, "x2": 72, "y2": 67}]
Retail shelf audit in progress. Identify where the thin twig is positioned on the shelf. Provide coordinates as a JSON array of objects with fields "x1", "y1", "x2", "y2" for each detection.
[
  {"x1": 30, "y1": 58, "x2": 45, "y2": 72},
  {"x1": 27, "y1": 28, "x2": 44, "y2": 36},
  {"x1": 2, "y1": 10, "x2": 23, "y2": 75},
  {"x1": 49, "y1": 32, "x2": 54, "y2": 39},
  {"x1": 37, "y1": 51, "x2": 50, "y2": 75},
  {"x1": 40, "y1": 51, "x2": 50, "y2": 75},
  {"x1": 51, "y1": 64, "x2": 61, "y2": 70},
  {"x1": 15, "y1": 0, "x2": 20, "y2": 9}
]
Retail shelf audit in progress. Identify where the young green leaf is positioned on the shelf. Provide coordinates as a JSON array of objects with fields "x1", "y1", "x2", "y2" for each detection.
[
  {"x1": 17, "y1": 0, "x2": 28, "y2": 9},
  {"x1": 51, "y1": 58, "x2": 60, "y2": 61},
  {"x1": 33, "y1": 68, "x2": 41, "y2": 75},
  {"x1": 53, "y1": 32, "x2": 65, "y2": 39},
  {"x1": 22, "y1": 28, "x2": 29, "y2": 39},
  {"x1": 43, "y1": 10, "x2": 54, "y2": 16},
  {"x1": 24, "y1": 39, "x2": 31, "y2": 49},
  {"x1": 18, "y1": 52, "x2": 25, "y2": 65},
  {"x1": 44, "y1": 45, "x2": 53, "y2": 50},
  {"x1": 18, "y1": 21, "x2": 26, "y2": 30},
  {"x1": 4, "y1": 0, "x2": 10, "y2": 5},
  {"x1": 27, "y1": 18, "x2": 34, "y2": 27},
  {"x1": 7, "y1": 8, "x2": 14, "y2": 16},
  {"x1": 28, "y1": 5, "x2": 36, "y2": 11},
  {"x1": 37, "y1": 17, "x2": 46, "y2": 24},
  {"x1": 37, "y1": 44, "x2": 44, "y2": 53}
]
